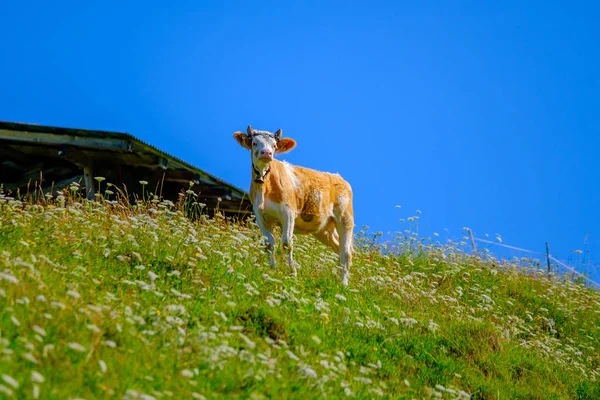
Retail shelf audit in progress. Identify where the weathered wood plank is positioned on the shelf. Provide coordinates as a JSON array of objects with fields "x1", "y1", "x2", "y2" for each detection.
[{"x1": 0, "y1": 129, "x2": 132, "y2": 150}]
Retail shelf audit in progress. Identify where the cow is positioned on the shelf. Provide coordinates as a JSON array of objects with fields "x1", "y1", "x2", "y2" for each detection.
[{"x1": 234, "y1": 126, "x2": 355, "y2": 285}]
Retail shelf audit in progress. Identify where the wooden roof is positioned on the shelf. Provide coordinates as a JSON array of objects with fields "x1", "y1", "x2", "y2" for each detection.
[{"x1": 0, "y1": 121, "x2": 252, "y2": 216}]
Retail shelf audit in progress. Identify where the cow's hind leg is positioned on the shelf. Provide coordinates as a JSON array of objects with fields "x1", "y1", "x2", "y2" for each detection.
[
  {"x1": 314, "y1": 218, "x2": 340, "y2": 254},
  {"x1": 334, "y1": 209, "x2": 354, "y2": 286}
]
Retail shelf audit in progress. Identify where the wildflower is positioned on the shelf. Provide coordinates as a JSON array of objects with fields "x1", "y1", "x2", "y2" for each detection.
[
  {"x1": 181, "y1": 369, "x2": 194, "y2": 378},
  {"x1": 335, "y1": 294, "x2": 347, "y2": 302},
  {"x1": 98, "y1": 360, "x2": 107, "y2": 374},
  {"x1": 0, "y1": 385, "x2": 13, "y2": 397},
  {"x1": 1, "y1": 375, "x2": 18, "y2": 389},
  {"x1": 94, "y1": 177, "x2": 106, "y2": 182},
  {"x1": 33, "y1": 384, "x2": 40, "y2": 399},
  {"x1": 23, "y1": 353, "x2": 40, "y2": 364},
  {"x1": 148, "y1": 271, "x2": 158, "y2": 281},
  {"x1": 32, "y1": 326, "x2": 46, "y2": 337},
  {"x1": 31, "y1": 371, "x2": 44, "y2": 383},
  {"x1": 428, "y1": 320, "x2": 440, "y2": 333},
  {"x1": 301, "y1": 366, "x2": 317, "y2": 378},
  {"x1": 139, "y1": 180, "x2": 148, "y2": 185},
  {"x1": 311, "y1": 335, "x2": 322, "y2": 345},
  {"x1": 239, "y1": 333, "x2": 256, "y2": 349},
  {"x1": 66, "y1": 290, "x2": 81, "y2": 299},
  {"x1": 67, "y1": 342, "x2": 86, "y2": 352},
  {"x1": 400, "y1": 318, "x2": 418, "y2": 327}
]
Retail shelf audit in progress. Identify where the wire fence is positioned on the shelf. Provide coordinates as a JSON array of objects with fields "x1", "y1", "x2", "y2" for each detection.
[{"x1": 473, "y1": 237, "x2": 600, "y2": 290}]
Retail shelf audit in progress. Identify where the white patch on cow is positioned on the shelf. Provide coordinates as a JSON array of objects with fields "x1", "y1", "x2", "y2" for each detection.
[
  {"x1": 337, "y1": 195, "x2": 349, "y2": 209},
  {"x1": 282, "y1": 161, "x2": 300, "y2": 189}
]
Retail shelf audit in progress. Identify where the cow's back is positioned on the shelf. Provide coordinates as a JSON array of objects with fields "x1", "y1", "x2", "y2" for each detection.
[{"x1": 288, "y1": 164, "x2": 353, "y2": 233}]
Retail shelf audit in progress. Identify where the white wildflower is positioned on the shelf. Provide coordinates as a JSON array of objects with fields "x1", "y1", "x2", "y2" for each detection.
[
  {"x1": 239, "y1": 333, "x2": 256, "y2": 349},
  {"x1": 335, "y1": 294, "x2": 347, "y2": 302},
  {"x1": 311, "y1": 335, "x2": 322, "y2": 345},
  {"x1": 0, "y1": 385, "x2": 13, "y2": 396},
  {"x1": 400, "y1": 318, "x2": 418, "y2": 327},
  {"x1": 428, "y1": 320, "x2": 440, "y2": 333},
  {"x1": 22, "y1": 352, "x2": 39, "y2": 364},
  {"x1": 181, "y1": 369, "x2": 194, "y2": 378},
  {"x1": 301, "y1": 366, "x2": 317, "y2": 378},
  {"x1": 67, "y1": 342, "x2": 86, "y2": 352},
  {"x1": 229, "y1": 326, "x2": 245, "y2": 331},
  {"x1": 98, "y1": 360, "x2": 107, "y2": 374},
  {"x1": 1, "y1": 375, "x2": 18, "y2": 389},
  {"x1": 148, "y1": 271, "x2": 158, "y2": 281},
  {"x1": 0, "y1": 272, "x2": 19, "y2": 284},
  {"x1": 286, "y1": 350, "x2": 300, "y2": 361},
  {"x1": 66, "y1": 290, "x2": 81, "y2": 299},
  {"x1": 31, "y1": 371, "x2": 44, "y2": 383}
]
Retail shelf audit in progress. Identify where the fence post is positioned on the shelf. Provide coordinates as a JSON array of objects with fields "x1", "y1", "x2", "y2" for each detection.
[
  {"x1": 467, "y1": 229, "x2": 477, "y2": 256},
  {"x1": 545, "y1": 242, "x2": 551, "y2": 274}
]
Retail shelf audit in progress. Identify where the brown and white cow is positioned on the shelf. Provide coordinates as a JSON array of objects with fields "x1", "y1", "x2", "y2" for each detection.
[{"x1": 234, "y1": 126, "x2": 354, "y2": 285}]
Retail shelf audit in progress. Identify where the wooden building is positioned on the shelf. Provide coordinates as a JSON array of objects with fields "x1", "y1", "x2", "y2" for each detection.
[{"x1": 0, "y1": 121, "x2": 252, "y2": 216}]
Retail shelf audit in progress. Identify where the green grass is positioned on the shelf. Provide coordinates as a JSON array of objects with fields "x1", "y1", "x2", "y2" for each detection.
[{"x1": 1, "y1": 190, "x2": 599, "y2": 399}]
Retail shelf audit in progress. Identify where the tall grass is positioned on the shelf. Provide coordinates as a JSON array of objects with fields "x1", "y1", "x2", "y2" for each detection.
[{"x1": 0, "y1": 183, "x2": 599, "y2": 399}]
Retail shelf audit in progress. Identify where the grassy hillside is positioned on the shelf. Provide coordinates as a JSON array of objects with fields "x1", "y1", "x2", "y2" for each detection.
[{"x1": 1, "y1": 190, "x2": 599, "y2": 399}]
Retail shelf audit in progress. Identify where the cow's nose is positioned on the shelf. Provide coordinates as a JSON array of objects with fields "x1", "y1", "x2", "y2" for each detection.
[{"x1": 260, "y1": 150, "x2": 272, "y2": 157}]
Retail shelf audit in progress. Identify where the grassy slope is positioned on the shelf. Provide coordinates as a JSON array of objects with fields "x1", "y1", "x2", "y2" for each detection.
[{"x1": 1, "y1": 195, "x2": 599, "y2": 399}]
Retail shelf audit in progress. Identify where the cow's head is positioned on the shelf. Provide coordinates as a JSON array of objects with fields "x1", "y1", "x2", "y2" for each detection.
[{"x1": 233, "y1": 126, "x2": 296, "y2": 170}]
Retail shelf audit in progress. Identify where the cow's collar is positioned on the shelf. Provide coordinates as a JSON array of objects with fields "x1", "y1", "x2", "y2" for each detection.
[{"x1": 252, "y1": 164, "x2": 271, "y2": 184}]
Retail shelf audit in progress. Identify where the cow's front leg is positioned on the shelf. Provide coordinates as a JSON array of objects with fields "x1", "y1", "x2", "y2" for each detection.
[
  {"x1": 254, "y1": 212, "x2": 276, "y2": 269},
  {"x1": 281, "y1": 206, "x2": 297, "y2": 276}
]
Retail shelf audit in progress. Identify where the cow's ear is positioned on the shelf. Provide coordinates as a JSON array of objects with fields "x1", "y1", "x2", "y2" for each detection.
[
  {"x1": 277, "y1": 138, "x2": 296, "y2": 153},
  {"x1": 233, "y1": 132, "x2": 252, "y2": 149}
]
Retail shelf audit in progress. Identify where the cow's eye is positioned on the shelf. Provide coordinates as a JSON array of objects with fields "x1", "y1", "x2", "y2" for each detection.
[{"x1": 252, "y1": 142, "x2": 257, "y2": 147}]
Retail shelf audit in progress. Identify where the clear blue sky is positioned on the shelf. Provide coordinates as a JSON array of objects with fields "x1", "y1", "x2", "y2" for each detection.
[{"x1": 1, "y1": 1, "x2": 599, "y2": 279}]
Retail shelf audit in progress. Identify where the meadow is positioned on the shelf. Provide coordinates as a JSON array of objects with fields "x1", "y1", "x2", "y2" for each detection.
[{"x1": 1, "y1": 184, "x2": 599, "y2": 399}]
